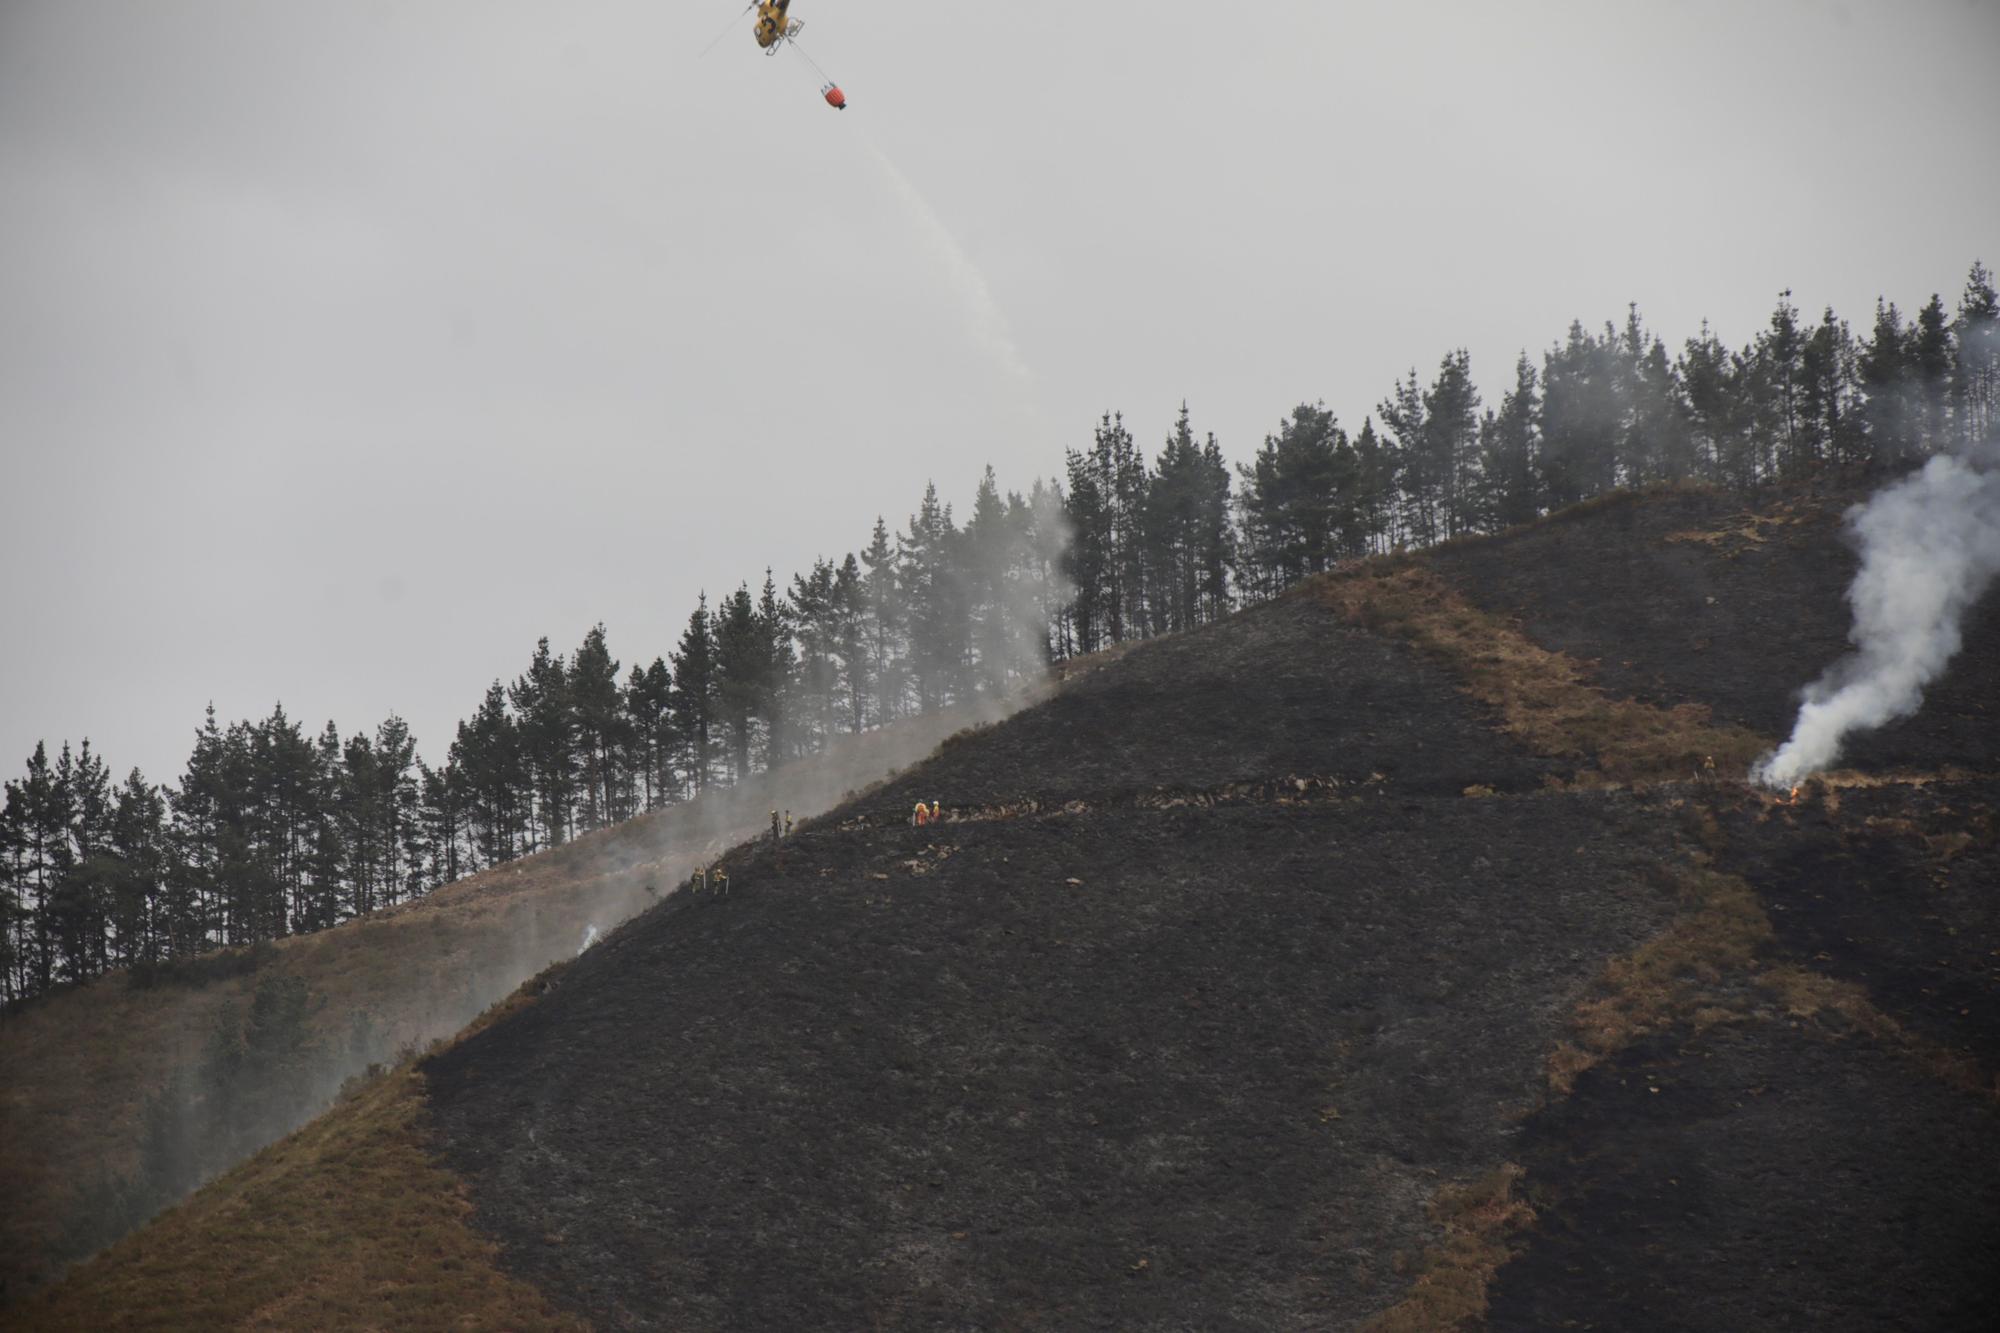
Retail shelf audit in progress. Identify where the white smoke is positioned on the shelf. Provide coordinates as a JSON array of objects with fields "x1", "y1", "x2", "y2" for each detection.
[
  {"x1": 577, "y1": 922, "x2": 601, "y2": 955},
  {"x1": 1754, "y1": 449, "x2": 2000, "y2": 789}
]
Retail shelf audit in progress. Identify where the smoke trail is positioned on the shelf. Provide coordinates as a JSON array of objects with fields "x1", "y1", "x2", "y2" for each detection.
[
  {"x1": 861, "y1": 141, "x2": 1035, "y2": 391},
  {"x1": 578, "y1": 922, "x2": 601, "y2": 955},
  {"x1": 1753, "y1": 449, "x2": 2000, "y2": 788}
]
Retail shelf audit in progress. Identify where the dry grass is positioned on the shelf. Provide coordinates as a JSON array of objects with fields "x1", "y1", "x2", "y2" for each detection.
[
  {"x1": 1312, "y1": 563, "x2": 1767, "y2": 785},
  {"x1": 1364, "y1": 1164, "x2": 1536, "y2": 1332},
  {"x1": 14, "y1": 1063, "x2": 584, "y2": 1332},
  {"x1": 1549, "y1": 868, "x2": 1771, "y2": 1094},
  {"x1": 1760, "y1": 965, "x2": 1998, "y2": 1103}
]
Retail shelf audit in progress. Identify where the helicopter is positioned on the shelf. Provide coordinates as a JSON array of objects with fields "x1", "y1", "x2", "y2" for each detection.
[{"x1": 722, "y1": 1, "x2": 845, "y2": 108}]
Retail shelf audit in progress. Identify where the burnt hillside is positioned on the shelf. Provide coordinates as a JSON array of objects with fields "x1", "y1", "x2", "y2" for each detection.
[
  {"x1": 27, "y1": 480, "x2": 2000, "y2": 1330},
  {"x1": 1428, "y1": 486, "x2": 2000, "y2": 771},
  {"x1": 420, "y1": 482, "x2": 2000, "y2": 1329}
]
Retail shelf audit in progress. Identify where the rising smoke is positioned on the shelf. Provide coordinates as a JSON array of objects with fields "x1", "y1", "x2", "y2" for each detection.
[{"x1": 1753, "y1": 447, "x2": 2000, "y2": 789}]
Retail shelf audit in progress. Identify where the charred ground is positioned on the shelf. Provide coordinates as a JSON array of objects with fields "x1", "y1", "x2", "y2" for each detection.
[
  {"x1": 426, "y1": 792, "x2": 1676, "y2": 1330},
  {"x1": 1428, "y1": 487, "x2": 2000, "y2": 771}
]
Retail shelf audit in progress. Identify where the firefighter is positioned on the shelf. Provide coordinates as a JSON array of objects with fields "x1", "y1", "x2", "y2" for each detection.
[
  {"x1": 713, "y1": 865, "x2": 730, "y2": 897},
  {"x1": 784, "y1": 810, "x2": 794, "y2": 836},
  {"x1": 913, "y1": 800, "x2": 929, "y2": 827},
  {"x1": 691, "y1": 864, "x2": 707, "y2": 896},
  {"x1": 771, "y1": 809, "x2": 782, "y2": 846},
  {"x1": 930, "y1": 800, "x2": 942, "y2": 824}
]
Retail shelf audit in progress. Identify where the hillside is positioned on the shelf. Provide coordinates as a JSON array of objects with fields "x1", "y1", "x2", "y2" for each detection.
[
  {"x1": 21, "y1": 480, "x2": 2000, "y2": 1330},
  {"x1": 0, "y1": 705, "x2": 997, "y2": 1306}
]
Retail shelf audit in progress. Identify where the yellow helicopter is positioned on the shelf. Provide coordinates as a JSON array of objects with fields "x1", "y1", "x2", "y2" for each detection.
[
  {"x1": 703, "y1": 0, "x2": 846, "y2": 108},
  {"x1": 752, "y1": 0, "x2": 802, "y2": 53}
]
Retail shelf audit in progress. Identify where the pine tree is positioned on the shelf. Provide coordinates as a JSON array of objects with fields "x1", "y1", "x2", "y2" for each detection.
[
  {"x1": 1061, "y1": 450, "x2": 1110, "y2": 654},
  {"x1": 670, "y1": 597, "x2": 718, "y2": 794},
  {"x1": 1476, "y1": 354, "x2": 1540, "y2": 528},
  {"x1": 1236, "y1": 404, "x2": 1351, "y2": 593},
  {"x1": 900, "y1": 483, "x2": 967, "y2": 710},
  {"x1": 1348, "y1": 418, "x2": 1396, "y2": 555},
  {"x1": 1618, "y1": 309, "x2": 1691, "y2": 486},
  {"x1": 1144, "y1": 406, "x2": 1209, "y2": 634},
  {"x1": 0, "y1": 783, "x2": 26, "y2": 1000},
  {"x1": 568, "y1": 625, "x2": 625, "y2": 832},
  {"x1": 1421, "y1": 350, "x2": 1482, "y2": 539},
  {"x1": 509, "y1": 640, "x2": 574, "y2": 849},
  {"x1": 51, "y1": 740, "x2": 115, "y2": 979},
  {"x1": 1539, "y1": 322, "x2": 1624, "y2": 506},
  {"x1": 338, "y1": 729, "x2": 381, "y2": 917},
  {"x1": 1798, "y1": 307, "x2": 1862, "y2": 472},
  {"x1": 1746, "y1": 292, "x2": 1806, "y2": 480},
  {"x1": 450, "y1": 684, "x2": 525, "y2": 869},
  {"x1": 830, "y1": 555, "x2": 872, "y2": 733},
  {"x1": 418, "y1": 761, "x2": 464, "y2": 888},
  {"x1": 1953, "y1": 260, "x2": 1999, "y2": 447},
  {"x1": 625, "y1": 658, "x2": 676, "y2": 811},
  {"x1": 964, "y1": 467, "x2": 1018, "y2": 690},
  {"x1": 372, "y1": 715, "x2": 423, "y2": 906},
  {"x1": 106, "y1": 770, "x2": 167, "y2": 968},
  {"x1": 759, "y1": 572, "x2": 796, "y2": 765},
  {"x1": 713, "y1": 584, "x2": 766, "y2": 780},
  {"x1": 298, "y1": 723, "x2": 347, "y2": 930},
  {"x1": 859, "y1": 519, "x2": 904, "y2": 723},
  {"x1": 1679, "y1": 322, "x2": 1747, "y2": 488},
  {"x1": 1195, "y1": 436, "x2": 1235, "y2": 617},
  {"x1": 1859, "y1": 298, "x2": 1914, "y2": 467},
  {"x1": 1910, "y1": 294, "x2": 1955, "y2": 455}
]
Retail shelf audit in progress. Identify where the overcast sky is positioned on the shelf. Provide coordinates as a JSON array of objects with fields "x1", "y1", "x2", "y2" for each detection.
[{"x1": 3, "y1": 0, "x2": 1997, "y2": 785}]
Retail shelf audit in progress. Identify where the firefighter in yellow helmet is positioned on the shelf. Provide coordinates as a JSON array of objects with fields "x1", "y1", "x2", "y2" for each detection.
[{"x1": 913, "y1": 800, "x2": 929, "y2": 827}]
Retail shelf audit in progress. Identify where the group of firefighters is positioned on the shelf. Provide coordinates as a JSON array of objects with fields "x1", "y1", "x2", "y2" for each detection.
[{"x1": 687, "y1": 799, "x2": 947, "y2": 897}]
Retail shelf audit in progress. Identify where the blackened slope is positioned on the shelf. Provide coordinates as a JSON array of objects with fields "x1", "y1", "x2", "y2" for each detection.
[
  {"x1": 866, "y1": 594, "x2": 1561, "y2": 812},
  {"x1": 1427, "y1": 487, "x2": 2000, "y2": 772},
  {"x1": 1487, "y1": 1022, "x2": 2000, "y2": 1332},
  {"x1": 1722, "y1": 778, "x2": 2000, "y2": 1063},
  {"x1": 425, "y1": 796, "x2": 1676, "y2": 1331}
]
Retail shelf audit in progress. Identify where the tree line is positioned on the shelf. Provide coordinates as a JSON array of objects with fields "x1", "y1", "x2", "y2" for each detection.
[
  {"x1": 0, "y1": 467, "x2": 1068, "y2": 1003},
  {"x1": 5, "y1": 261, "x2": 1993, "y2": 1004}
]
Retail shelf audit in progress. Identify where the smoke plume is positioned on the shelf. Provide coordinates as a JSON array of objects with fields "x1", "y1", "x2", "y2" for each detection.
[{"x1": 1753, "y1": 449, "x2": 2000, "y2": 789}]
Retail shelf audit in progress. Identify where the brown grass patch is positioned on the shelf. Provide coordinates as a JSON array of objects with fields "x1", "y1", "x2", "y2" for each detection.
[
  {"x1": 14, "y1": 1064, "x2": 583, "y2": 1332},
  {"x1": 1760, "y1": 966, "x2": 1998, "y2": 1102},
  {"x1": 1548, "y1": 867, "x2": 1771, "y2": 1095},
  {"x1": 1312, "y1": 563, "x2": 1767, "y2": 785},
  {"x1": 1365, "y1": 1164, "x2": 1536, "y2": 1332}
]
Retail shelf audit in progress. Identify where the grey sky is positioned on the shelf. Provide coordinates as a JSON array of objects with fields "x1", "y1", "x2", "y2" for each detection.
[{"x1": 3, "y1": 0, "x2": 1997, "y2": 785}]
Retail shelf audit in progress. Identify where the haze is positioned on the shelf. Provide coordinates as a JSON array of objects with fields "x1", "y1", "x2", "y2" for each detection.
[{"x1": 3, "y1": 0, "x2": 1996, "y2": 784}]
